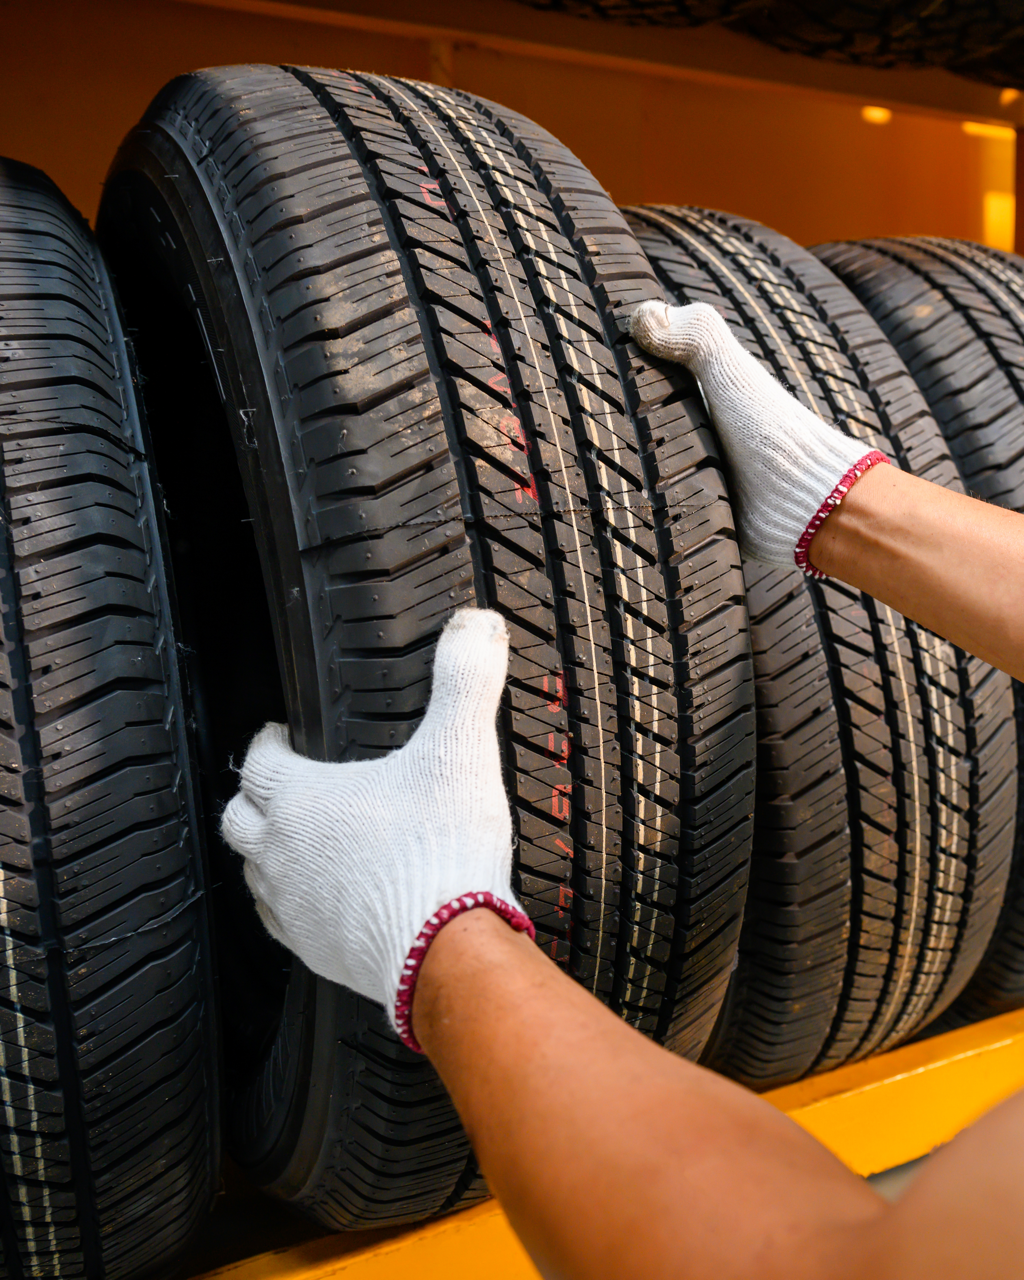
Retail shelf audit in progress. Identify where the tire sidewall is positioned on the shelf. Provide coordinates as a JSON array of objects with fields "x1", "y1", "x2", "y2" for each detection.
[{"x1": 100, "y1": 126, "x2": 351, "y2": 1196}]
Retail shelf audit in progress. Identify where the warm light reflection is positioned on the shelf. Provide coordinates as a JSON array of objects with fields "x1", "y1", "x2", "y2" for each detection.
[
  {"x1": 983, "y1": 191, "x2": 1016, "y2": 251},
  {"x1": 861, "y1": 106, "x2": 893, "y2": 125},
  {"x1": 963, "y1": 121, "x2": 1017, "y2": 141}
]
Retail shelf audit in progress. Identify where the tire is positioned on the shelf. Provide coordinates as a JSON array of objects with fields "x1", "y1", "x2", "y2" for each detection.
[
  {"x1": 949, "y1": 42, "x2": 1024, "y2": 88},
  {"x1": 627, "y1": 206, "x2": 1018, "y2": 1084},
  {"x1": 0, "y1": 161, "x2": 218, "y2": 1279},
  {"x1": 508, "y1": 0, "x2": 750, "y2": 25},
  {"x1": 730, "y1": 2, "x2": 1024, "y2": 79},
  {"x1": 97, "y1": 66, "x2": 756, "y2": 1228},
  {"x1": 508, "y1": 0, "x2": 1024, "y2": 87},
  {"x1": 815, "y1": 236, "x2": 1024, "y2": 1026}
]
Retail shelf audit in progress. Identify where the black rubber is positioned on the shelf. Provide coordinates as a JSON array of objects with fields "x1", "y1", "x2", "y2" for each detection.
[
  {"x1": 509, "y1": 0, "x2": 1024, "y2": 86},
  {"x1": 628, "y1": 206, "x2": 1018, "y2": 1085},
  {"x1": 950, "y1": 40, "x2": 1024, "y2": 88},
  {"x1": 0, "y1": 160, "x2": 218, "y2": 1279},
  {"x1": 815, "y1": 236, "x2": 1024, "y2": 1027},
  {"x1": 730, "y1": 2, "x2": 1024, "y2": 83},
  {"x1": 510, "y1": 0, "x2": 748, "y2": 24},
  {"x1": 97, "y1": 66, "x2": 756, "y2": 1228}
]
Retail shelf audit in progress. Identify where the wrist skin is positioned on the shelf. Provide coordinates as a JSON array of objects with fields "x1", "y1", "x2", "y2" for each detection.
[
  {"x1": 412, "y1": 908, "x2": 539, "y2": 1067},
  {"x1": 808, "y1": 462, "x2": 1024, "y2": 683}
]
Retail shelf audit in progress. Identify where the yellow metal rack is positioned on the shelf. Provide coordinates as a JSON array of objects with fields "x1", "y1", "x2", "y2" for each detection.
[{"x1": 191, "y1": 1009, "x2": 1024, "y2": 1279}]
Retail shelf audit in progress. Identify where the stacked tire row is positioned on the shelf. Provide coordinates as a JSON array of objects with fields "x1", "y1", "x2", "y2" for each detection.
[
  {"x1": 625, "y1": 206, "x2": 1019, "y2": 1085},
  {"x1": 816, "y1": 236, "x2": 1024, "y2": 1029},
  {"x1": 2, "y1": 62, "x2": 1024, "y2": 1276}
]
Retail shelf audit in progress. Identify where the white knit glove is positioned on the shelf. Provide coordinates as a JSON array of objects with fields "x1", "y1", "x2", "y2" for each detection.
[
  {"x1": 630, "y1": 301, "x2": 887, "y2": 575},
  {"x1": 221, "y1": 608, "x2": 532, "y2": 1051}
]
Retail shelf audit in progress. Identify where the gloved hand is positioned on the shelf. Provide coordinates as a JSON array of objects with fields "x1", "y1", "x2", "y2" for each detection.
[
  {"x1": 629, "y1": 301, "x2": 887, "y2": 576},
  {"x1": 221, "y1": 608, "x2": 532, "y2": 1051}
]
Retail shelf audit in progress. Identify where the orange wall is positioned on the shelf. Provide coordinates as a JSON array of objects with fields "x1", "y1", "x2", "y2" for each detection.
[
  {"x1": 0, "y1": 0, "x2": 1013, "y2": 248},
  {"x1": 458, "y1": 43, "x2": 1002, "y2": 246}
]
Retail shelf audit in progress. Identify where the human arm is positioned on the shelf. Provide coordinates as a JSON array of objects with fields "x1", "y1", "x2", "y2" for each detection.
[
  {"x1": 223, "y1": 293, "x2": 1024, "y2": 1280},
  {"x1": 810, "y1": 464, "x2": 1024, "y2": 682},
  {"x1": 414, "y1": 909, "x2": 883, "y2": 1280},
  {"x1": 413, "y1": 907, "x2": 1024, "y2": 1280},
  {"x1": 630, "y1": 299, "x2": 1024, "y2": 684},
  {"x1": 225, "y1": 601, "x2": 1024, "y2": 1280},
  {"x1": 418, "y1": 304, "x2": 1024, "y2": 1280}
]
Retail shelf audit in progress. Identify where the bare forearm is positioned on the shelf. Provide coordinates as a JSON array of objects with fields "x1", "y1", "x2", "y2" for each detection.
[
  {"x1": 810, "y1": 466, "x2": 1024, "y2": 682},
  {"x1": 414, "y1": 910, "x2": 883, "y2": 1280}
]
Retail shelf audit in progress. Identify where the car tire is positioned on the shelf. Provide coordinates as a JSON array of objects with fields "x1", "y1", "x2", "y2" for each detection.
[
  {"x1": 815, "y1": 235, "x2": 1024, "y2": 1029},
  {"x1": 97, "y1": 66, "x2": 757, "y2": 1228},
  {"x1": 0, "y1": 159, "x2": 218, "y2": 1280},
  {"x1": 629, "y1": 205, "x2": 1017, "y2": 1083}
]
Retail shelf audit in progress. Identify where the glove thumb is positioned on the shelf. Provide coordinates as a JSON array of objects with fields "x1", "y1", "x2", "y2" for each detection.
[{"x1": 419, "y1": 608, "x2": 509, "y2": 735}]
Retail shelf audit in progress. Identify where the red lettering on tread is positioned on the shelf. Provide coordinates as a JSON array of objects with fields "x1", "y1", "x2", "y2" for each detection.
[{"x1": 552, "y1": 783, "x2": 571, "y2": 822}]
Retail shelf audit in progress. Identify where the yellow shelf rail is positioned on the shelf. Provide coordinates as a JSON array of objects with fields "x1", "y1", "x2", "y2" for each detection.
[{"x1": 194, "y1": 1008, "x2": 1024, "y2": 1280}]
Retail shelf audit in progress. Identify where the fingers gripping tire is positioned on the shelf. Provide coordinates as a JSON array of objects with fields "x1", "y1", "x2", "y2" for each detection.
[
  {"x1": 0, "y1": 161, "x2": 218, "y2": 1279},
  {"x1": 98, "y1": 67, "x2": 757, "y2": 1227},
  {"x1": 628, "y1": 206, "x2": 1017, "y2": 1084},
  {"x1": 815, "y1": 236, "x2": 1024, "y2": 1027}
]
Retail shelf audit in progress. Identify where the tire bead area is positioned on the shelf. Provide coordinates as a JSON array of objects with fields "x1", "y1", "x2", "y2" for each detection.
[{"x1": 99, "y1": 66, "x2": 756, "y2": 1227}]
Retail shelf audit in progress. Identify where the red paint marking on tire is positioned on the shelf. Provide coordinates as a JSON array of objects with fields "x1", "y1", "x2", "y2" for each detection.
[
  {"x1": 499, "y1": 413, "x2": 525, "y2": 447},
  {"x1": 544, "y1": 672, "x2": 566, "y2": 711},
  {"x1": 416, "y1": 169, "x2": 455, "y2": 220},
  {"x1": 484, "y1": 320, "x2": 501, "y2": 356}
]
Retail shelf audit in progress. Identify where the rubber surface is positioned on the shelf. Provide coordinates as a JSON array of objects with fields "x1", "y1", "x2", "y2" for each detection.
[
  {"x1": 510, "y1": 0, "x2": 747, "y2": 24},
  {"x1": 98, "y1": 65, "x2": 756, "y2": 1228},
  {"x1": 629, "y1": 206, "x2": 1018, "y2": 1085},
  {"x1": 509, "y1": 0, "x2": 1024, "y2": 86},
  {"x1": 816, "y1": 236, "x2": 1024, "y2": 1027},
  {"x1": 731, "y1": 2, "x2": 1024, "y2": 82},
  {"x1": 949, "y1": 39, "x2": 1024, "y2": 88},
  {"x1": 0, "y1": 160, "x2": 218, "y2": 1279}
]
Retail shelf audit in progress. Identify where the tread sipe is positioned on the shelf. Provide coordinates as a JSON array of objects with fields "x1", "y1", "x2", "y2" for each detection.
[
  {"x1": 816, "y1": 236, "x2": 1024, "y2": 1027},
  {"x1": 0, "y1": 160, "x2": 218, "y2": 1278},
  {"x1": 628, "y1": 206, "x2": 1017, "y2": 1085},
  {"x1": 97, "y1": 66, "x2": 756, "y2": 1228}
]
